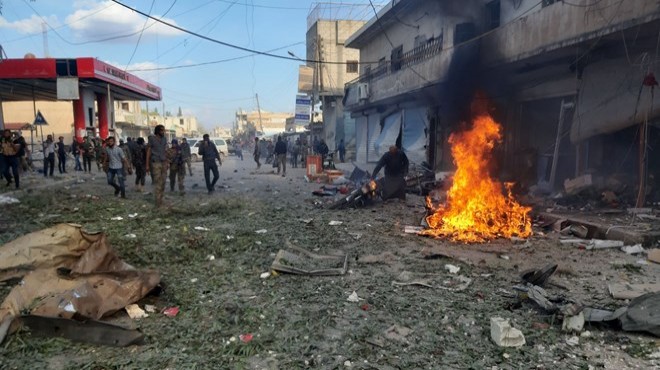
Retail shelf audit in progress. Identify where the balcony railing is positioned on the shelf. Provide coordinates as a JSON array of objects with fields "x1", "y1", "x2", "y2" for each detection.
[{"x1": 354, "y1": 37, "x2": 443, "y2": 84}]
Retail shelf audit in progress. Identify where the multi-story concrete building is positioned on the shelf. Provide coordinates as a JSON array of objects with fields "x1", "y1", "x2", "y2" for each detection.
[
  {"x1": 306, "y1": 4, "x2": 367, "y2": 157},
  {"x1": 344, "y1": 0, "x2": 660, "y2": 195},
  {"x1": 234, "y1": 109, "x2": 293, "y2": 137}
]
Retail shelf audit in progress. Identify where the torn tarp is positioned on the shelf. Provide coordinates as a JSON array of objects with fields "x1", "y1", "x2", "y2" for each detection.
[{"x1": 0, "y1": 224, "x2": 160, "y2": 346}]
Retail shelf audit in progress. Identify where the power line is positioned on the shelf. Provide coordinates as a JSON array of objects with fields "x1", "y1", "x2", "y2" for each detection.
[
  {"x1": 127, "y1": 42, "x2": 304, "y2": 72},
  {"x1": 109, "y1": 0, "x2": 378, "y2": 65},
  {"x1": 125, "y1": 0, "x2": 157, "y2": 69},
  {"x1": 215, "y1": 0, "x2": 378, "y2": 11}
]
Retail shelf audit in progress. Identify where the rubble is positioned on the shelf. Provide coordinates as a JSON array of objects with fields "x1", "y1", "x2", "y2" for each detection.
[
  {"x1": 562, "y1": 312, "x2": 585, "y2": 333},
  {"x1": 564, "y1": 174, "x2": 593, "y2": 195},
  {"x1": 490, "y1": 317, "x2": 525, "y2": 347}
]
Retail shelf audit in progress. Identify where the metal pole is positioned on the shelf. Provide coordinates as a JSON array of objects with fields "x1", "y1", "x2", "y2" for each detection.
[
  {"x1": 255, "y1": 93, "x2": 264, "y2": 135},
  {"x1": 549, "y1": 99, "x2": 567, "y2": 188}
]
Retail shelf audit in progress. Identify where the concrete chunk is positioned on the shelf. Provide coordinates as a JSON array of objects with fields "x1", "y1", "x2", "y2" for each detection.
[
  {"x1": 564, "y1": 174, "x2": 593, "y2": 195},
  {"x1": 490, "y1": 317, "x2": 525, "y2": 347},
  {"x1": 562, "y1": 312, "x2": 585, "y2": 333}
]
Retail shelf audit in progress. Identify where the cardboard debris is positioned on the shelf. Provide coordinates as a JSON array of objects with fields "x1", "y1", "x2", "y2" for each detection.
[
  {"x1": 125, "y1": 304, "x2": 149, "y2": 319},
  {"x1": 271, "y1": 245, "x2": 347, "y2": 276},
  {"x1": 0, "y1": 224, "x2": 160, "y2": 346},
  {"x1": 608, "y1": 283, "x2": 660, "y2": 300},
  {"x1": 648, "y1": 249, "x2": 660, "y2": 264}
]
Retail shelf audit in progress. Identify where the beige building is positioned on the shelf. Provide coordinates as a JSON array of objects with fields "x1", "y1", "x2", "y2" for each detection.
[
  {"x1": 3, "y1": 101, "x2": 75, "y2": 143},
  {"x1": 306, "y1": 17, "x2": 365, "y2": 153},
  {"x1": 235, "y1": 109, "x2": 293, "y2": 137}
]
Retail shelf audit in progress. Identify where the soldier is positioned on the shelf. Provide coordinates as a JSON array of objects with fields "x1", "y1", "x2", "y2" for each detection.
[
  {"x1": 253, "y1": 137, "x2": 261, "y2": 169},
  {"x1": 82, "y1": 136, "x2": 95, "y2": 173},
  {"x1": 180, "y1": 137, "x2": 193, "y2": 176},
  {"x1": 146, "y1": 125, "x2": 168, "y2": 207},
  {"x1": 132, "y1": 137, "x2": 147, "y2": 192},
  {"x1": 167, "y1": 139, "x2": 186, "y2": 196}
]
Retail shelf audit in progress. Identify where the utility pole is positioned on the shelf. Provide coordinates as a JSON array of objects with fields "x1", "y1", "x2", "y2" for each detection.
[
  {"x1": 255, "y1": 93, "x2": 264, "y2": 135},
  {"x1": 41, "y1": 22, "x2": 49, "y2": 58}
]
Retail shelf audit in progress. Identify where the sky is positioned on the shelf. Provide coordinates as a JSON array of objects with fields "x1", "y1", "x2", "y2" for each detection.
[{"x1": 0, "y1": 0, "x2": 378, "y2": 130}]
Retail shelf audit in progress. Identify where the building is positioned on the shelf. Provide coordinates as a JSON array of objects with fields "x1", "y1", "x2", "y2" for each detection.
[
  {"x1": 114, "y1": 100, "x2": 148, "y2": 140},
  {"x1": 344, "y1": 0, "x2": 481, "y2": 166},
  {"x1": 344, "y1": 0, "x2": 660, "y2": 198},
  {"x1": 234, "y1": 108, "x2": 293, "y2": 137},
  {"x1": 306, "y1": 4, "x2": 368, "y2": 158}
]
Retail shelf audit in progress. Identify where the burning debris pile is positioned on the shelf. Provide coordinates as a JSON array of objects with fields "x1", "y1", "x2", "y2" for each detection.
[{"x1": 423, "y1": 113, "x2": 532, "y2": 242}]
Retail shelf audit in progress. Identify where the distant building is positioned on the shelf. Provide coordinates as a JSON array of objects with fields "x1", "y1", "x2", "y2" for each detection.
[{"x1": 234, "y1": 109, "x2": 293, "y2": 137}]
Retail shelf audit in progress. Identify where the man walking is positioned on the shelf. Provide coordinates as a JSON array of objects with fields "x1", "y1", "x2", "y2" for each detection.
[
  {"x1": 274, "y1": 136, "x2": 287, "y2": 177},
  {"x1": 253, "y1": 137, "x2": 261, "y2": 169},
  {"x1": 56, "y1": 136, "x2": 67, "y2": 174},
  {"x1": 43, "y1": 135, "x2": 55, "y2": 177},
  {"x1": 198, "y1": 134, "x2": 221, "y2": 194},
  {"x1": 1, "y1": 130, "x2": 20, "y2": 189},
  {"x1": 180, "y1": 138, "x2": 193, "y2": 176},
  {"x1": 132, "y1": 137, "x2": 147, "y2": 192},
  {"x1": 146, "y1": 125, "x2": 169, "y2": 207},
  {"x1": 167, "y1": 139, "x2": 186, "y2": 196},
  {"x1": 102, "y1": 137, "x2": 130, "y2": 198},
  {"x1": 82, "y1": 136, "x2": 94, "y2": 173}
]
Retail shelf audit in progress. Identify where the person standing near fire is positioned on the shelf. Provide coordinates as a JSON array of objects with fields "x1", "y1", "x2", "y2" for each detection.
[
  {"x1": 372, "y1": 145, "x2": 409, "y2": 201},
  {"x1": 198, "y1": 134, "x2": 221, "y2": 194},
  {"x1": 146, "y1": 125, "x2": 169, "y2": 207}
]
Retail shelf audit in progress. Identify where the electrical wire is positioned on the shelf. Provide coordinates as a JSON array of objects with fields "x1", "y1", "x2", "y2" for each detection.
[{"x1": 125, "y1": 0, "x2": 157, "y2": 69}]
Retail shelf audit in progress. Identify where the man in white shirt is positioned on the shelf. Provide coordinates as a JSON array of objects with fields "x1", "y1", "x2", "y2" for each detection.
[
  {"x1": 102, "y1": 137, "x2": 131, "y2": 198},
  {"x1": 43, "y1": 135, "x2": 55, "y2": 177}
]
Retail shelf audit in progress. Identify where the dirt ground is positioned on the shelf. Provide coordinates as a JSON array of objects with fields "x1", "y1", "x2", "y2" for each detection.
[{"x1": 1, "y1": 156, "x2": 659, "y2": 369}]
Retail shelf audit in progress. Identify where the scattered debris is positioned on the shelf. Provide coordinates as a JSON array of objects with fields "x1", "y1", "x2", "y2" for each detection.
[
  {"x1": 384, "y1": 325, "x2": 413, "y2": 342},
  {"x1": 194, "y1": 226, "x2": 210, "y2": 231},
  {"x1": 239, "y1": 333, "x2": 253, "y2": 343},
  {"x1": 162, "y1": 307, "x2": 179, "y2": 317},
  {"x1": 562, "y1": 312, "x2": 585, "y2": 333},
  {"x1": 490, "y1": 317, "x2": 525, "y2": 347},
  {"x1": 110, "y1": 216, "x2": 124, "y2": 221},
  {"x1": 128, "y1": 213, "x2": 138, "y2": 218},
  {"x1": 520, "y1": 264, "x2": 557, "y2": 287},
  {"x1": 144, "y1": 305, "x2": 156, "y2": 313},
  {"x1": 329, "y1": 220, "x2": 343, "y2": 226},
  {"x1": 609, "y1": 283, "x2": 660, "y2": 300},
  {"x1": 300, "y1": 218, "x2": 313, "y2": 224},
  {"x1": 564, "y1": 174, "x2": 592, "y2": 195},
  {"x1": 0, "y1": 195, "x2": 20, "y2": 205},
  {"x1": 206, "y1": 255, "x2": 215, "y2": 261},
  {"x1": 621, "y1": 244, "x2": 645, "y2": 255},
  {"x1": 226, "y1": 235, "x2": 235, "y2": 240},
  {"x1": 647, "y1": 249, "x2": 660, "y2": 264},
  {"x1": 404, "y1": 226, "x2": 424, "y2": 234},
  {"x1": 566, "y1": 336, "x2": 580, "y2": 346},
  {"x1": 255, "y1": 229, "x2": 268, "y2": 234},
  {"x1": 444, "y1": 264, "x2": 460, "y2": 274},
  {"x1": 260, "y1": 272, "x2": 271, "y2": 279},
  {"x1": 124, "y1": 234, "x2": 137, "y2": 239},
  {"x1": 271, "y1": 245, "x2": 347, "y2": 276},
  {"x1": 347, "y1": 291, "x2": 362, "y2": 303},
  {"x1": 125, "y1": 304, "x2": 148, "y2": 319}
]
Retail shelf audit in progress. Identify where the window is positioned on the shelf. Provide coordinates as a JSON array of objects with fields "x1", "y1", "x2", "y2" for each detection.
[
  {"x1": 542, "y1": 0, "x2": 557, "y2": 7},
  {"x1": 346, "y1": 60, "x2": 358, "y2": 74},
  {"x1": 179, "y1": 118, "x2": 184, "y2": 126},
  {"x1": 121, "y1": 102, "x2": 129, "y2": 111},
  {"x1": 454, "y1": 22, "x2": 476, "y2": 45},
  {"x1": 391, "y1": 45, "x2": 403, "y2": 72},
  {"x1": 485, "y1": 0, "x2": 500, "y2": 30}
]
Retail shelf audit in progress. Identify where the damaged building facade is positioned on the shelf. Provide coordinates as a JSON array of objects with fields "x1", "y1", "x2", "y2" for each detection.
[{"x1": 344, "y1": 0, "x2": 660, "y2": 202}]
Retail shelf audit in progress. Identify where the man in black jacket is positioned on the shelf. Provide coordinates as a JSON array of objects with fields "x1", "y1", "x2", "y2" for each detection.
[
  {"x1": 198, "y1": 134, "x2": 222, "y2": 193},
  {"x1": 274, "y1": 136, "x2": 287, "y2": 177},
  {"x1": 372, "y1": 145, "x2": 409, "y2": 200}
]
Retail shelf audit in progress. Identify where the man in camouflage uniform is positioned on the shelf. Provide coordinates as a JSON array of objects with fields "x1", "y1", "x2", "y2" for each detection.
[
  {"x1": 146, "y1": 125, "x2": 169, "y2": 207},
  {"x1": 180, "y1": 138, "x2": 193, "y2": 176},
  {"x1": 167, "y1": 139, "x2": 186, "y2": 196}
]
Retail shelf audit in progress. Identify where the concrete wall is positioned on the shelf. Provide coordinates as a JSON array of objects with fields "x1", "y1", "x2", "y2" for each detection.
[
  {"x1": 483, "y1": 0, "x2": 660, "y2": 66},
  {"x1": 500, "y1": 0, "x2": 542, "y2": 23},
  {"x1": 3, "y1": 101, "x2": 74, "y2": 143}
]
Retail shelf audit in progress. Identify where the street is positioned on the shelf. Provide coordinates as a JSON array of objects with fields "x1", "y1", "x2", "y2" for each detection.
[{"x1": 0, "y1": 155, "x2": 658, "y2": 369}]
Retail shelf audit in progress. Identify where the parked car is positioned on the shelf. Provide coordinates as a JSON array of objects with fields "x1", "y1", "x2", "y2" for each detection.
[{"x1": 188, "y1": 137, "x2": 228, "y2": 161}]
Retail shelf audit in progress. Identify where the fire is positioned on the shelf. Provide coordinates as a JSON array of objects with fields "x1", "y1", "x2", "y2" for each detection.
[{"x1": 422, "y1": 114, "x2": 532, "y2": 243}]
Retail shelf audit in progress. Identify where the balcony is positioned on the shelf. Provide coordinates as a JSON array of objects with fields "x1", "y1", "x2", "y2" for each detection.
[
  {"x1": 345, "y1": 37, "x2": 476, "y2": 108},
  {"x1": 481, "y1": 0, "x2": 660, "y2": 67}
]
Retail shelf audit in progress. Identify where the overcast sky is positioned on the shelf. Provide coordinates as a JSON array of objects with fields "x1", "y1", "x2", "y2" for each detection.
[{"x1": 0, "y1": 0, "x2": 379, "y2": 130}]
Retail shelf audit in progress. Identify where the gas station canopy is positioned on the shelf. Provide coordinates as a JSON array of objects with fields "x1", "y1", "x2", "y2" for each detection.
[{"x1": 0, "y1": 57, "x2": 161, "y2": 102}]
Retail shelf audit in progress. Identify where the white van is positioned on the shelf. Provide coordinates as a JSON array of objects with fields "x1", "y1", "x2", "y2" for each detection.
[{"x1": 187, "y1": 137, "x2": 229, "y2": 161}]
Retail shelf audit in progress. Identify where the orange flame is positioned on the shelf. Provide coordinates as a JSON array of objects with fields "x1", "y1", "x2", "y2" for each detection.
[{"x1": 422, "y1": 114, "x2": 532, "y2": 243}]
